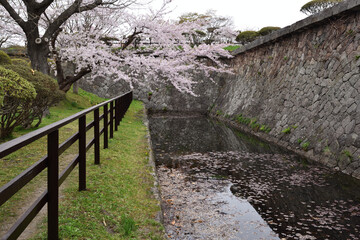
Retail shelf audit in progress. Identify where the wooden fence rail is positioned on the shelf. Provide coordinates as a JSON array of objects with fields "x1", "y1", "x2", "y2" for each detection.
[{"x1": 0, "y1": 91, "x2": 133, "y2": 240}]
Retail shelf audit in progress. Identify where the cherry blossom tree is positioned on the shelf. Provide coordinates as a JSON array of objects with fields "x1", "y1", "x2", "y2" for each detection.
[
  {"x1": 0, "y1": 0, "x2": 141, "y2": 73},
  {"x1": 53, "y1": 4, "x2": 234, "y2": 94},
  {"x1": 1, "y1": 0, "x2": 235, "y2": 95}
]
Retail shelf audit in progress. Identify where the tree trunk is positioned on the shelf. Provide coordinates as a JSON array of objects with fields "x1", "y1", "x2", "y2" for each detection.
[
  {"x1": 73, "y1": 81, "x2": 79, "y2": 94},
  {"x1": 27, "y1": 35, "x2": 50, "y2": 74}
]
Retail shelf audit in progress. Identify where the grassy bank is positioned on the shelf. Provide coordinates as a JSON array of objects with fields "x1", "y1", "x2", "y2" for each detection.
[{"x1": 0, "y1": 89, "x2": 164, "y2": 239}]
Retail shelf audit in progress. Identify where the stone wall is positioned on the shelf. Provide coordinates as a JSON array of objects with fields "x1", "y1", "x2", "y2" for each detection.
[
  {"x1": 78, "y1": 72, "x2": 223, "y2": 114},
  {"x1": 78, "y1": 75, "x2": 132, "y2": 99},
  {"x1": 211, "y1": 0, "x2": 360, "y2": 178},
  {"x1": 77, "y1": 0, "x2": 360, "y2": 178}
]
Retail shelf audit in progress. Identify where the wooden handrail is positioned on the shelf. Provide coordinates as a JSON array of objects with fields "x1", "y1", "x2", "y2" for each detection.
[
  {"x1": 0, "y1": 91, "x2": 133, "y2": 240},
  {"x1": 0, "y1": 92, "x2": 132, "y2": 159}
]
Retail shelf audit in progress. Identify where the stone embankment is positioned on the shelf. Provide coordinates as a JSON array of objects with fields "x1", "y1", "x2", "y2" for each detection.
[{"x1": 211, "y1": 0, "x2": 360, "y2": 178}]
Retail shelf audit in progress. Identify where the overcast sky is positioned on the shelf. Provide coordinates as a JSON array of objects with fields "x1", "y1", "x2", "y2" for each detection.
[{"x1": 149, "y1": 0, "x2": 311, "y2": 30}]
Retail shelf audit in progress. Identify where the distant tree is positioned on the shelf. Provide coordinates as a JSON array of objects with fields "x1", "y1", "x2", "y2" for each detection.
[
  {"x1": 0, "y1": 12, "x2": 24, "y2": 48},
  {"x1": 0, "y1": 35, "x2": 8, "y2": 48},
  {"x1": 258, "y1": 26, "x2": 280, "y2": 36},
  {"x1": 179, "y1": 10, "x2": 236, "y2": 45},
  {"x1": 300, "y1": 0, "x2": 343, "y2": 15},
  {"x1": 236, "y1": 31, "x2": 259, "y2": 44},
  {"x1": 0, "y1": 10, "x2": 24, "y2": 48}
]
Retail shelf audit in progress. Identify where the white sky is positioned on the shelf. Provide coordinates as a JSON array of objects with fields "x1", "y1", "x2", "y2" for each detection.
[{"x1": 149, "y1": 0, "x2": 311, "y2": 30}]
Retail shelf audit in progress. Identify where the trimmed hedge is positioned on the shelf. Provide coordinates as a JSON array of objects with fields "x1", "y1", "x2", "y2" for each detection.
[
  {"x1": 236, "y1": 31, "x2": 260, "y2": 44},
  {"x1": 0, "y1": 66, "x2": 36, "y2": 101},
  {"x1": 4, "y1": 64, "x2": 64, "y2": 128},
  {"x1": 258, "y1": 26, "x2": 281, "y2": 36},
  {"x1": 0, "y1": 66, "x2": 37, "y2": 138},
  {"x1": 0, "y1": 50, "x2": 64, "y2": 138},
  {"x1": 0, "y1": 50, "x2": 12, "y2": 65}
]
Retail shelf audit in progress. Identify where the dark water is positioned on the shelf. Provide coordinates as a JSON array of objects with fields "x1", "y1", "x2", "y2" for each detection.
[{"x1": 149, "y1": 115, "x2": 360, "y2": 240}]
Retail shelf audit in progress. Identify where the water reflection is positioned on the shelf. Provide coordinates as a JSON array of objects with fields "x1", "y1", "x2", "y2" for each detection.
[{"x1": 149, "y1": 115, "x2": 360, "y2": 240}]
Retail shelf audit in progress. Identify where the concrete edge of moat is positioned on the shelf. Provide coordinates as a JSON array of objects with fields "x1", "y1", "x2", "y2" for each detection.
[{"x1": 142, "y1": 108, "x2": 167, "y2": 232}]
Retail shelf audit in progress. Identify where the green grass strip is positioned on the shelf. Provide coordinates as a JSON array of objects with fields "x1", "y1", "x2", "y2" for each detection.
[
  {"x1": 0, "y1": 89, "x2": 164, "y2": 239},
  {"x1": 32, "y1": 100, "x2": 164, "y2": 239}
]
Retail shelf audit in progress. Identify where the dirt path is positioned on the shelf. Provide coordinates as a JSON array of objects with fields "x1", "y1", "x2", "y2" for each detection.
[{"x1": 1, "y1": 153, "x2": 78, "y2": 239}]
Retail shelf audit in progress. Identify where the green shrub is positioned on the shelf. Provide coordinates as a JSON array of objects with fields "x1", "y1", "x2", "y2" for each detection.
[
  {"x1": 0, "y1": 66, "x2": 37, "y2": 138},
  {"x1": 11, "y1": 58, "x2": 30, "y2": 66},
  {"x1": 282, "y1": 127, "x2": 291, "y2": 134},
  {"x1": 223, "y1": 45, "x2": 241, "y2": 51},
  {"x1": 301, "y1": 141, "x2": 310, "y2": 151},
  {"x1": 216, "y1": 110, "x2": 223, "y2": 116},
  {"x1": 342, "y1": 150, "x2": 353, "y2": 161},
  {"x1": 3, "y1": 64, "x2": 64, "y2": 128},
  {"x1": 236, "y1": 114, "x2": 251, "y2": 125},
  {"x1": 0, "y1": 66, "x2": 36, "y2": 100},
  {"x1": 250, "y1": 118, "x2": 260, "y2": 131},
  {"x1": 260, "y1": 124, "x2": 271, "y2": 133},
  {"x1": 1, "y1": 45, "x2": 27, "y2": 57},
  {"x1": 258, "y1": 26, "x2": 281, "y2": 36},
  {"x1": 0, "y1": 50, "x2": 12, "y2": 65},
  {"x1": 236, "y1": 31, "x2": 259, "y2": 44}
]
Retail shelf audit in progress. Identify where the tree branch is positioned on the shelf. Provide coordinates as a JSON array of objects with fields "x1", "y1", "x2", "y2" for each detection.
[
  {"x1": 59, "y1": 67, "x2": 92, "y2": 92},
  {"x1": 0, "y1": 0, "x2": 26, "y2": 29},
  {"x1": 44, "y1": 0, "x2": 102, "y2": 39},
  {"x1": 35, "y1": 0, "x2": 54, "y2": 11},
  {"x1": 51, "y1": 28, "x2": 65, "y2": 84},
  {"x1": 121, "y1": 28, "x2": 142, "y2": 50},
  {"x1": 36, "y1": 0, "x2": 54, "y2": 9},
  {"x1": 21, "y1": 0, "x2": 32, "y2": 9}
]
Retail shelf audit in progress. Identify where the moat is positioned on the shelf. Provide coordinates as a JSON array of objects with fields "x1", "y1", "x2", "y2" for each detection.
[{"x1": 149, "y1": 114, "x2": 360, "y2": 240}]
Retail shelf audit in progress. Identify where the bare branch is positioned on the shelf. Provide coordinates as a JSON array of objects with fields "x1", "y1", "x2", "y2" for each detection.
[
  {"x1": 51, "y1": 28, "x2": 64, "y2": 83},
  {"x1": 0, "y1": 0, "x2": 26, "y2": 29},
  {"x1": 44, "y1": 0, "x2": 102, "y2": 39},
  {"x1": 121, "y1": 28, "x2": 142, "y2": 50}
]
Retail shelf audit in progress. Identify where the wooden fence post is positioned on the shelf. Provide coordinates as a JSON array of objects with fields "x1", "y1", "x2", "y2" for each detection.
[
  {"x1": 79, "y1": 116, "x2": 86, "y2": 191},
  {"x1": 104, "y1": 104, "x2": 108, "y2": 149},
  {"x1": 115, "y1": 99, "x2": 119, "y2": 131},
  {"x1": 110, "y1": 101, "x2": 114, "y2": 138},
  {"x1": 48, "y1": 130, "x2": 59, "y2": 239},
  {"x1": 94, "y1": 108, "x2": 100, "y2": 165}
]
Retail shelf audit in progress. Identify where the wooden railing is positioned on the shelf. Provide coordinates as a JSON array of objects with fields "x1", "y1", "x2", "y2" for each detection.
[{"x1": 0, "y1": 91, "x2": 133, "y2": 240}]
